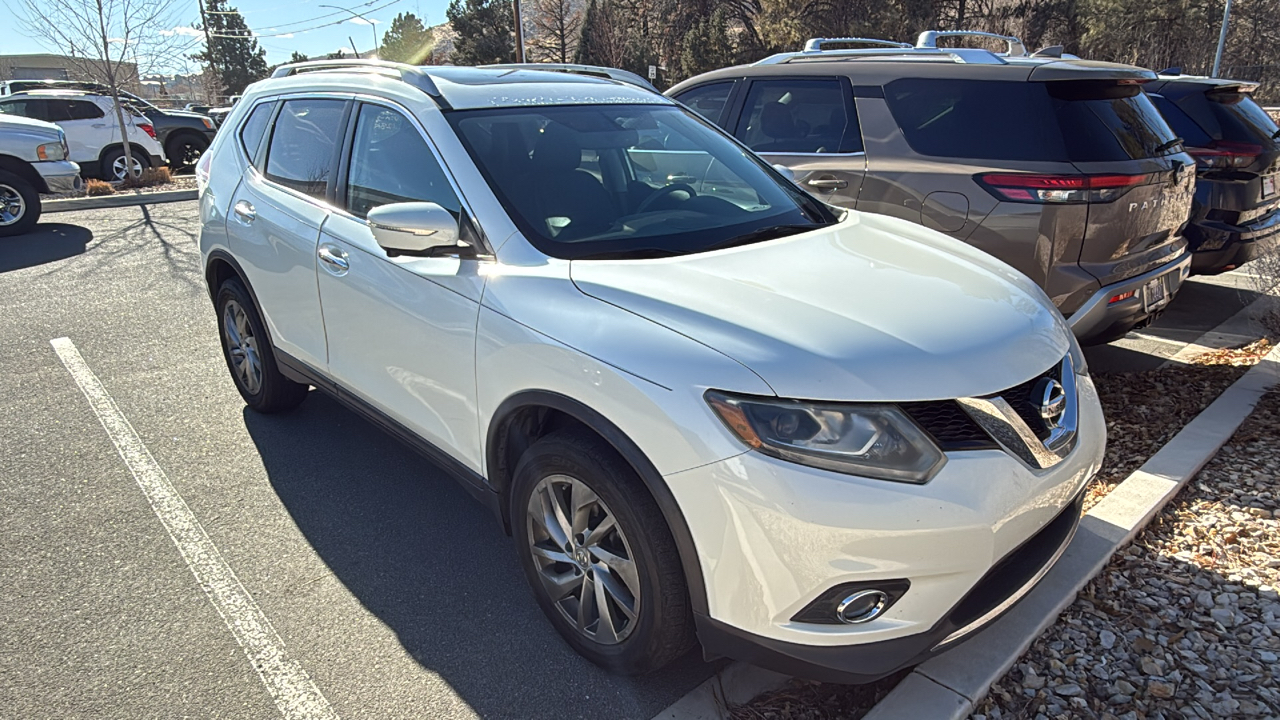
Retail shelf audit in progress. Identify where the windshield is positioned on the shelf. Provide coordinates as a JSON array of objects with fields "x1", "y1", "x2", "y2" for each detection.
[{"x1": 446, "y1": 104, "x2": 837, "y2": 260}]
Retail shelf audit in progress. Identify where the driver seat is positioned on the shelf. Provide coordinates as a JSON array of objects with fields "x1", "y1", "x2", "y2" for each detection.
[{"x1": 527, "y1": 124, "x2": 615, "y2": 239}]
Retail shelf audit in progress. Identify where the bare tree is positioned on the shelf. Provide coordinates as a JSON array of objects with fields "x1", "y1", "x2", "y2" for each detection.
[
  {"x1": 528, "y1": 0, "x2": 584, "y2": 62},
  {"x1": 19, "y1": 0, "x2": 187, "y2": 180}
]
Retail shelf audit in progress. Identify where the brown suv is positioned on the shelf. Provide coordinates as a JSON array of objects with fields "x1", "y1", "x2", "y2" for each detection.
[{"x1": 668, "y1": 33, "x2": 1196, "y2": 344}]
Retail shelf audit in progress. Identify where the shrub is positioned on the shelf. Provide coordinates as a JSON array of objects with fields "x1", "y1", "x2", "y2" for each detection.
[
  {"x1": 85, "y1": 179, "x2": 115, "y2": 196},
  {"x1": 121, "y1": 166, "x2": 172, "y2": 189}
]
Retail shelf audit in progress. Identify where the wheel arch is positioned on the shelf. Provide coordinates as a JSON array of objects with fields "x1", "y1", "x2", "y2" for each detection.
[
  {"x1": 0, "y1": 155, "x2": 50, "y2": 194},
  {"x1": 97, "y1": 143, "x2": 158, "y2": 166},
  {"x1": 204, "y1": 249, "x2": 279, "y2": 351},
  {"x1": 164, "y1": 128, "x2": 209, "y2": 153},
  {"x1": 486, "y1": 389, "x2": 710, "y2": 615}
]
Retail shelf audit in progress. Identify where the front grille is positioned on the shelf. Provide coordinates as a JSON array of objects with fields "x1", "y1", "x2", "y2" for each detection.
[
  {"x1": 998, "y1": 362, "x2": 1062, "y2": 441},
  {"x1": 902, "y1": 401, "x2": 996, "y2": 451}
]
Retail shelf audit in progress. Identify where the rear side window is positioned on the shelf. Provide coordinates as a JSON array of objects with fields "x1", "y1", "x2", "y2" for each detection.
[
  {"x1": 264, "y1": 99, "x2": 346, "y2": 199},
  {"x1": 673, "y1": 82, "x2": 734, "y2": 126},
  {"x1": 736, "y1": 78, "x2": 861, "y2": 154},
  {"x1": 238, "y1": 101, "x2": 275, "y2": 166},
  {"x1": 885, "y1": 79, "x2": 1065, "y2": 161},
  {"x1": 67, "y1": 101, "x2": 104, "y2": 120},
  {"x1": 1149, "y1": 94, "x2": 1213, "y2": 147},
  {"x1": 886, "y1": 78, "x2": 1180, "y2": 162},
  {"x1": 345, "y1": 104, "x2": 461, "y2": 220}
]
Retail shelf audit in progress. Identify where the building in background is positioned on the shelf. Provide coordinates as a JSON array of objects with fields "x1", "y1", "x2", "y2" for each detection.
[{"x1": 0, "y1": 54, "x2": 140, "y2": 92}]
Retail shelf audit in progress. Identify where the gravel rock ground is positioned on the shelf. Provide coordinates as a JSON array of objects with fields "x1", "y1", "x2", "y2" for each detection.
[{"x1": 971, "y1": 389, "x2": 1280, "y2": 720}]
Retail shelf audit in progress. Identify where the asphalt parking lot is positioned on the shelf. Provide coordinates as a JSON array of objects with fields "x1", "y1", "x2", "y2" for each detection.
[
  {"x1": 0, "y1": 201, "x2": 1272, "y2": 720},
  {"x1": 0, "y1": 202, "x2": 717, "y2": 720}
]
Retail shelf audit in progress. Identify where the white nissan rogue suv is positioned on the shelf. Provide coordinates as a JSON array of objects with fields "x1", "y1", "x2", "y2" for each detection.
[{"x1": 197, "y1": 60, "x2": 1106, "y2": 682}]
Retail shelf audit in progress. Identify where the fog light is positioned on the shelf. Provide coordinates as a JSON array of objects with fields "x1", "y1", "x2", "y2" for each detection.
[{"x1": 836, "y1": 590, "x2": 890, "y2": 624}]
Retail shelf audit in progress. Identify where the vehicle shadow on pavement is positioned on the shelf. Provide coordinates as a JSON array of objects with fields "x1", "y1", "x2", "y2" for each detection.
[
  {"x1": 242, "y1": 391, "x2": 720, "y2": 719},
  {"x1": 0, "y1": 223, "x2": 92, "y2": 273}
]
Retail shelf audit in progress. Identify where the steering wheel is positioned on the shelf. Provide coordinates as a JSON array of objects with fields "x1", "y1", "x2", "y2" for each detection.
[{"x1": 636, "y1": 183, "x2": 697, "y2": 214}]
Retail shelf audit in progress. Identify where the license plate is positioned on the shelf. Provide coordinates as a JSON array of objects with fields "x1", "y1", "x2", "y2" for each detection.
[
  {"x1": 1264, "y1": 175, "x2": 1276, "y2": 198},
  {"x1": 1143, "y1": 276, "x2": 1168, "y2": 312}
]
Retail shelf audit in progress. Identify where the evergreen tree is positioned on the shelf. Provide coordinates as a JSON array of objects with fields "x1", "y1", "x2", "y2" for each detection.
[
  {"x1": 193, "y1": 0, "x2": 269, "y2": 98},
  {"x1": 288, "y1": 51, "x2": 310, "y2": 64},
  {"x1": 379, "y1": 12, "x2": 435, "y2": 63},
  {"x1": 446, "y1": 0, "x2": 515, "y2": 65}
]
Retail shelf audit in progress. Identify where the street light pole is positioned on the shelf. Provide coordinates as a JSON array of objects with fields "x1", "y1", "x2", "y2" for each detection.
[
  {"x1": 513, "y1": 0, "x2": 525, "y2": 63},
  {"x1": 319, "y1": 4, "x2": 380, "y2": 57},
  {"x1": 1211, "y1": 0, "x2": 1234, "y2": 78}
]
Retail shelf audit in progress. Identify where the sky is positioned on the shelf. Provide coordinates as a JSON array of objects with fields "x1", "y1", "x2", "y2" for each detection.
[{"x1": 0, "y1": 0, "x2": 452, "y2": 71}]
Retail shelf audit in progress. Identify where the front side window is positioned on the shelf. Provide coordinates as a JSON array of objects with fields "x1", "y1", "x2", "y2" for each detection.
[
  {"x1": 264, "y1": 98, "x2": 346, "y2": 200},
  {"x1": 345, "y1": 104, "x2": 461, "y2": 219},
  {"x1": 736, "y1": 79, "x2": 861, "y2": 154},
  {"x1": 673, "y1": 82, "x2": 734, "y2": 126},
  {"x1": 448, "y1": 103, "x2": 836, "y2": 260},
  {"x1": 0, "y1": 99, "x2": 46, "y2": 120}
]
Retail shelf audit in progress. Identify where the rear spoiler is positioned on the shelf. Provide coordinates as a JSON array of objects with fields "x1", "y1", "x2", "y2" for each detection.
[
  {"x1": 1026, "y1": 60, "x2": 1157, "y2": 83},
  {"x1": 480, "y1": 63, "x2": 658, "y2": 92}
]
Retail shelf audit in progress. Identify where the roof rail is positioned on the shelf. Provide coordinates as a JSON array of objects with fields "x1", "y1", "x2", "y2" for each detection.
[
  {"x1": 480, "y1": 63, "x2": 657, "y2": 92},
  {"x1": 803, "y1": 37, "x2": 912, "y2": 52},
  {"x1": 754, "y1": 46, "x2": 1008, "y2": 66},
  {"x1": 270, "y1": 59, "x2": 448, "y2": 108},
  {"x1": 916, "y1": 30, "x2": 1027, "y2": 57}
]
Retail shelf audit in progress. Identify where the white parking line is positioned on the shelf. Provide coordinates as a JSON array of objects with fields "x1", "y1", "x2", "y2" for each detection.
[{"x1": 50, "y1": 337, "x2": 339, "y2": 720}]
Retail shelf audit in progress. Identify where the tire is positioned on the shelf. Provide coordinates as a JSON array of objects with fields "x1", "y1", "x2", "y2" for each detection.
[
  {"x1": 0, "y1": 170, "x2": 40, "y2": 238},
  {"x1": 215, "y1": 278, "x2": 309, "y2": 413},
  {"x1": 511, "y1": 428, "x2": 695, "y2": 675},
  {"x1": 166, "y1": 133, "x2": 209, "y2": 171},
  {"x1": 101, "y1": 147, "x2": 150, "y2": 181}
]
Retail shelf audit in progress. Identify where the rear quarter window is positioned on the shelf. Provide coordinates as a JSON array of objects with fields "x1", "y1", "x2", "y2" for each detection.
[
  {"x1": 1048, "y1": 81, "x2": 1181, "y2": 162},
  {"x1": 238, "y1": 101, "x2": 275, "y2": 167},
  {"x1": 884, "y1": 78, "x2": 1066, "y2": 161}
]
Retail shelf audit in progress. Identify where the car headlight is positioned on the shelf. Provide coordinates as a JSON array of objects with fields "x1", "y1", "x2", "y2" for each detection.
[
  {"x1": 706, "y1": 391, "x2": 947, "y2": 483},
  {"x1": 36, "y1": 142, "x2": 67, "y2": 161}
]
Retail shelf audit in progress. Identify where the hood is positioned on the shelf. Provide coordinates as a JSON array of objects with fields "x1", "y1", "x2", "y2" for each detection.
[
  {"x1": 0, "y1": 113, "x2": 62, "y2": 134},
  {"x1": 570, "y1": 212, "x2": 1070, "y2": 402}
]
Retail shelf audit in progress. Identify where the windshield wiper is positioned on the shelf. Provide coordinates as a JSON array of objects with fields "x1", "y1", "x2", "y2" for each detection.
[
  {"x1": 698, "y1": 223, "x2": 827, "y2": 253},
  {"x1": 1153, "y1": 137, "x2": 1183, "y2": 154},
  {"x1": 1271, "y1": 128, "x2": 1280, "y2": 140},
  {"x1": 577, "y1": 247, "x2": 681, "y2": 260}
]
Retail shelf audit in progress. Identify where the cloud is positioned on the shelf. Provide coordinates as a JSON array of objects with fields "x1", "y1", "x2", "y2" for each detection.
[
  {"x1": 348, "y1": 17, "x2": 380, "y2": 25},
  {"x1": 160, "y1": 25, "x2": 204, "y2": 37}
]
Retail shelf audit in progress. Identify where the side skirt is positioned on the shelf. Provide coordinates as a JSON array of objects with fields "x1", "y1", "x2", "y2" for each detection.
[{"x1": 274, "y1": 349, "x2": 504, "y2": 523}]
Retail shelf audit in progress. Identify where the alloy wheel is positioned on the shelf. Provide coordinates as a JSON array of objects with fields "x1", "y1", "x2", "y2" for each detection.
[
  {"x1": 0, "y1": 183, "x2": 25, "y2": 227},
  {"x1": 526, "y1": 474, "x2": 641, "y2": 645},
  {"x1": 222, "y1": 299, "x2": 262, "y2": 395},
  {"x1": 112, "y1": 155, "x2": 144, "y2": 181}
]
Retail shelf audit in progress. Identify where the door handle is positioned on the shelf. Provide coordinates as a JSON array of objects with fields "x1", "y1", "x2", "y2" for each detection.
[
  {"x1": 233, "y1": 200, "x2": 256, "y2": 223},
  {"x1": 318, "y1": 245, "x2": 349, "y2": 276},
  {"x1": 806, "y1": 177, "x2": 849, "y2": 191}
]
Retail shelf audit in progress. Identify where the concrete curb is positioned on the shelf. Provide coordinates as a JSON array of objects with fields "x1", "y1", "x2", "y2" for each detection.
[
  {"x1": 650, "y1": 663, "x2": 790, "y2": 720},
  {"x1": 863, "y1": 346, "x2": 1280, "y2": 720},
  {"x1": 42, "y1": 189, "x2": 197, "y2": 213},
  {"x1": 1161, "y1": 288, "x2": 1280, "y2": 368}
]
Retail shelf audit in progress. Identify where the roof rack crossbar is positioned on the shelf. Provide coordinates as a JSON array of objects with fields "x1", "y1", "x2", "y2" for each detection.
[
  {"x1": 916, "y1": 30, "x2": 1027, "y2": 57},
  {"x1": 479, "y1": 63, "x2": 658, "y2": 92},
  {"x1": 754, "y1": 46, "x2": 1007, "y2": 66},
  {"x1": 803, "y1": 37, "x2": 912, "y2": 52},
  {"x1": 270, "y1": 59, "x2": 448, "y2": 107}
]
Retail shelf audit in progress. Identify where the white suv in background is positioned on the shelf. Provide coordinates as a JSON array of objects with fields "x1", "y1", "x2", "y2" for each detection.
[
  {"x1": 0, "y1": 90, "x2": 165, "y2": 180},
  {"x1": 197, "y1": 60, "x2": 1106, "y2": 682}
]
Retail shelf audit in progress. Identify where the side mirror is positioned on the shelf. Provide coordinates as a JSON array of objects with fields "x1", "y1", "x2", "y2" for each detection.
[
  {"x1": 772, "y1": 163, "x2": 796, "y2": 182},
  {"x1": 368, "y1": 202, "x2": 462, "y2": 256}
]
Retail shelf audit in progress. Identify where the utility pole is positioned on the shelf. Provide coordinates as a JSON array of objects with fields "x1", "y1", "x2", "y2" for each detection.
[
  {"x1": 513, "y1": 0, "x2": 525, "y2": 62},
  {"x1": 196, "y1": 0, "x2": 222, "y2": 104},
  {"x1": 1212, "y1": 0, "x2": 1234, "y2": 77},
  {"x1": 320, "y1": 4, "x2": 380, "y2": 57}
]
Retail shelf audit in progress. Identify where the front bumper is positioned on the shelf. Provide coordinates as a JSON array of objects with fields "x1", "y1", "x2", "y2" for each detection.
[
  {"x1": 663, "y1": 373, "x2": 1105, "y2": 683},
  {"x1": 33, "y1": 160, "x2": 83, "y2": 194},
  {"x1": 1067, "y1": 253, "x2": 1192, "y2": 345},
  {"x1": 696, "y1": 489, "x2": 1085, "y2": 683},
  {"x1": 1186, "y1": 210, "x2": 1280, "y2": 274}
]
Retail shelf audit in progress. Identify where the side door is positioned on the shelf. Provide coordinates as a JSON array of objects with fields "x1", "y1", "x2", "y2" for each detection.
[
  {"x1": 50, "y1": 99, "x2": 110, "y2": 165},
  {"x1": 226, "y1": 96, "x2": 349, "y2": 372},
  {"x1": 730, "y1": 77, "x2": 865, "y2": 208},
  {"x1": 317, "y1": 101, "x2": 485, "y2": 475}
]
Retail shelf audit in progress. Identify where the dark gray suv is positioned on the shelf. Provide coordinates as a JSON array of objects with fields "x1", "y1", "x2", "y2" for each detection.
[{"x1": 669, "y1": 33, "x2": 1196, "y2": 344}]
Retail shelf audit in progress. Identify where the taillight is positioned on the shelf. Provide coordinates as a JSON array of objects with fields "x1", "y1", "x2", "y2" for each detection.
[
  {"x1": 195, "y1": 148, "x2": 213, "y2": 195},
  {"x1": 1186, "y1": 140, "x2": 1261, "y2": 169},
  {"x1": 976, "y1": 172, "x2": 1148, "y2": 204},
  {"x1": 138, "y1": 123, "x2": 157, "y2": 140}
]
